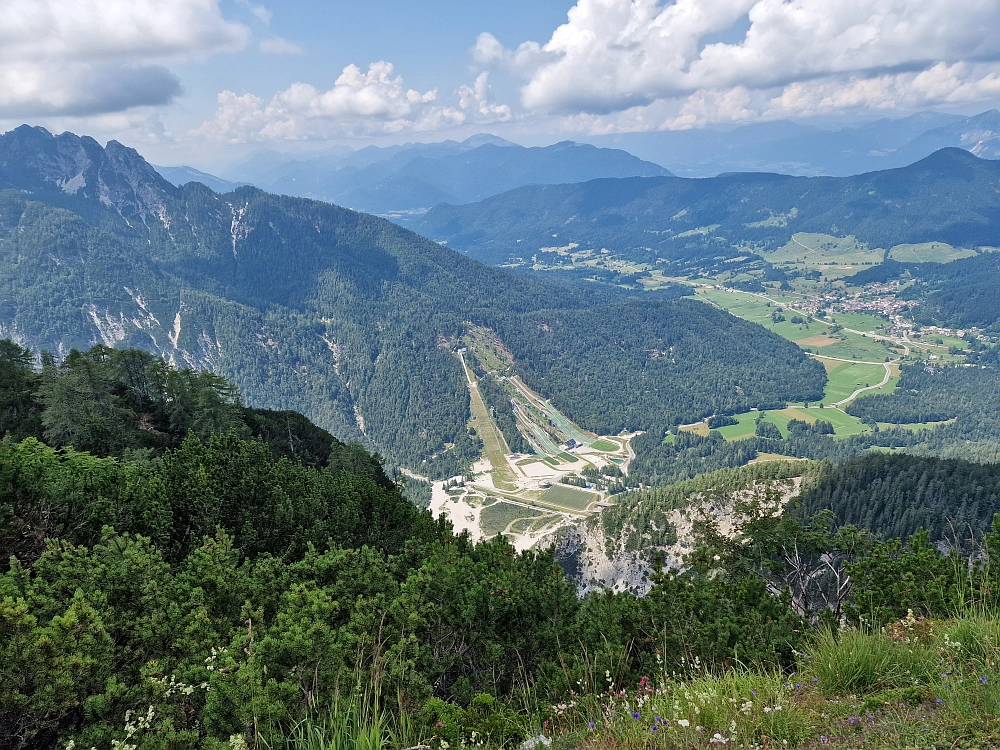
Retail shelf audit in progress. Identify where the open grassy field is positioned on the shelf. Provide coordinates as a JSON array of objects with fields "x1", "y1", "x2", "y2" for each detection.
[
  {"x1": 541, "y1": 484, "x2": 599, "y2": 511},
  {"x1": 820, "y1": 360, "x2": 889, "y2": 404},
  {"x1": 590, "y1": 439, "x2": 620, "y2": 451},
  {"x1": 681, "y1": 421, "x2": 710, "y2": 437},
  {"x1": 765, "y1": 233, "x2": 884, "y2": 278},
  {"x1": 876, "y1": 418, "x2": 957, "y2": 433},
  {"x1": 715, "y1": 413, "x2": 759, "y2": 441},
  {"x1": 823, "y1": 311, "x2": 888, "y2": 334},
  {"x1": 888, "y1": 241, "x2": 977, "y2": 263},
  {"x1": 696, "y1": 405, "x2": 870, "y2": 441},
  {"x1": 805, "y1": 406, "x2": 872, "y2": 437},
  {"x1": 755, "y1": 406, "x2": 870, "y2": 438},
  {"x1": 479, "y1": 501, "x2": 544, "y2": 537}
]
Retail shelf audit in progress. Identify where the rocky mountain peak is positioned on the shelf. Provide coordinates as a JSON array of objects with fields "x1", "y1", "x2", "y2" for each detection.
[{"x1": 0, "y1": 125, "x2": 178, "y2": 229}]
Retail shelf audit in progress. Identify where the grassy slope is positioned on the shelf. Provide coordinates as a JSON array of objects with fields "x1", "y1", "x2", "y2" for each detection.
[{"x1": 536, "y1": 614, "x2": 1000, "y2": 750}]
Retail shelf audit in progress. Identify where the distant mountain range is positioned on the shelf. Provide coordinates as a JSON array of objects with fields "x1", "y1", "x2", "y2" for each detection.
[
  {"x1": 155, "y1": 135, "x2": 671, "y2": 217},
  {"x1": 414, "y1": 147, "x2": 1000, "y2": 268},
  {"x1": 153, "y1": 164, "x2": 246, "y2": 194},
  {"x1": 153, "y1": 110, "x2": 1000, "y2": 220},
  {"x1": 581, "y1": 110, "x2": 1000, "y2": 178},
  {"x1": 0, "y1": 124, "x2": 821, "y2": 473}
]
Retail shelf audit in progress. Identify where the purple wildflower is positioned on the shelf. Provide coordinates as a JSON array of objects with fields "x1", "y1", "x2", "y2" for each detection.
[
  {"x1": 588, "y1": 722, "x2": 595, "y2": 730},
  {"x1": 633, "y1": 711, "x2": 641, "y2": 720}
]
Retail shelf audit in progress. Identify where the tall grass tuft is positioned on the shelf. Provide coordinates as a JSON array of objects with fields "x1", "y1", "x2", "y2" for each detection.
[
  {"x1": 804, "y1": 626, "x2": 937, "y2": 696},
  {"x1": 282, "y1": 689, "x2": 416, "y2": 750}
]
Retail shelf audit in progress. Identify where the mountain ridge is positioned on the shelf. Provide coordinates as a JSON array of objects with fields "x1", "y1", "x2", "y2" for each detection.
[
  {"x1": 414, "y1": 147, "x2": 1000, "y2": 268},
  {"x1": 0, "y1": 125, "x2": 823, "y2": 473},
  {"x1": 219, "y1": 135, "x2": 672, "y2": 216}
]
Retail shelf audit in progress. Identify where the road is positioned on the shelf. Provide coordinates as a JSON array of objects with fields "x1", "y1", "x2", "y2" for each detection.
[{"x1": 829, "y1": 361, "x2": 893, "y2": 407}]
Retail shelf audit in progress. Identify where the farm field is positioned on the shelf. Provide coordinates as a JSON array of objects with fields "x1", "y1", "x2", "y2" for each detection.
[
  {"x1": 819, "y1": 360, "x2": 890, "y2": 404},
  {"x1": 888, "y1": 242, "x2": 977, "y2": 263},
  {"x1": 822, "y1": 311, "x2": 887, "y2": 334},
  {"x1": 697, "y1": 288, "x2": 894, "y2": 361},
  {"x1": 714, "y1": 413, "x2": 759, "y2": 441}
]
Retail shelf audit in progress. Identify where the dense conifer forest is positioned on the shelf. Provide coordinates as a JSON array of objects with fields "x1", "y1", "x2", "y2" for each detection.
[{"x1": 4, "y1": 345, "x2": 1000, "y2": 749}]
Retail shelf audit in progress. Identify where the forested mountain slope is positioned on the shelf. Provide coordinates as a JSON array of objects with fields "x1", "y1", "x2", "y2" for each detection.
[
  {"x1": 414, "y1": 148, "x2": 1000, "y2": 267},
  {"x1": 7, "y1": 347, "x2": 1000, "y2": 750},
  {"x1": 0, "y1": 125, "x2": 823, "y2": 473}
]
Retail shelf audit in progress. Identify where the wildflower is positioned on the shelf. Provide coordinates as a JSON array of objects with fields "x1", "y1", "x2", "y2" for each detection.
[
  {"x1": 981, "y1": 676, "x2": 990, "y2": 685},
  {"x1": 436, "y1": 722, "x2": 445, "y2": 728},
  {"x1": 751, "y1": 689, "x2": 757, "y2": 697},
  {"x1": 935, "y1": 698, "x2": 943, "y2": 704},
  {"x1": 633, "y1": 711, "x2": 641, "y2": 720},
  {"x1": 677, "y1": 719, "x2": 690, "y2": 728},
  {"x1": 588, "y1": 722, "x2": 595, "y2": 731},
  {"x1": 709, "y1": 733, "x2": 727, "y2": 745},
  {"x1": 651, "y1": 726, "x2": 658, "y2": 732}
]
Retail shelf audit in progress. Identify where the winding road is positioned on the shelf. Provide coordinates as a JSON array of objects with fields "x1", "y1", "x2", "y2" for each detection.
[{"x1": 809, "y1": 355, "x2": 894, "y2": 407}]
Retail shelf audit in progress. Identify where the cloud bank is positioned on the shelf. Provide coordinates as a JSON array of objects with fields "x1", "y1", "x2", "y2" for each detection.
[
  {"x1": 0, "y1": 0, "x2": 249, "y2": 116},
  {"x1": 197, "y1": 65, "x2": 511, "y2": 141},
  {"x1": 479, "y1": 0, "x2": 1000, "y2": 128}
]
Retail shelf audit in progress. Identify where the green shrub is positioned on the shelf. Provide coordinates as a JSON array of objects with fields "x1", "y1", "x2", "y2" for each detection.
[{"x1": 418, "y1": 694, "x2": 523, "y2": 748}]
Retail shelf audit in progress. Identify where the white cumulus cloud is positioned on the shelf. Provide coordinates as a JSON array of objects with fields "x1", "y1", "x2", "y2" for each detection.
[
  {"x1": 197, "y1": 63, "x2": 514, "y2": 141},
  {"x1": 484, "y1": 0, "x2": 1000, "y2": 126},
  {"x1": 0, "y1": 0, "x2": 249, "y2": 117},
  {"x1": 458, "y1": 72, "x2": 513, "y2": 121}
]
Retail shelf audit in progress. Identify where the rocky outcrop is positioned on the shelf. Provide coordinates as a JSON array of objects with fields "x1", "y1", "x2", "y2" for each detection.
[{"x1": 556, "y1": 477, "x2": 802, "y2": 596}]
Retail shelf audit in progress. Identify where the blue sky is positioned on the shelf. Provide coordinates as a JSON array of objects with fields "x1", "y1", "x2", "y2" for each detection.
[
  {"x1": 2, "y1": 0, "x2": 1000, "y2": 168},
  {"x1": 171, "y1": 1, "x2": 572, "y2": 116}
]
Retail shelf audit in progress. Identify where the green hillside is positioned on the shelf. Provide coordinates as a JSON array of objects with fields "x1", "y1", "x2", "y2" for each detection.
[
  {"x1": 414, "y1": 148, "x2": 1000, "y2": 270},
  {"x1": 0, "y1": 126, "x2": 824, "y2": 474}
]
